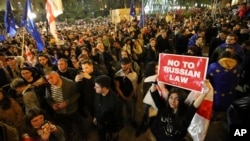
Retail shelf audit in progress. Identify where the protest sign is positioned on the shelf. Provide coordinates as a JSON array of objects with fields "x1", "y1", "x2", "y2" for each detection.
[{"x1": 158, "y1": 53, "x2": 209, "y2": 92}]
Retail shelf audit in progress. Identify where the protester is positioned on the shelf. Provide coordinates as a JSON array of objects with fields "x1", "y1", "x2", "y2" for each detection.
[
  {"x1": 149, "y1": 80, "x2": 213, "y2": 141},
  {"x1": 75, "y1": 59, "x2": 99, "y2": 117},
  {"x1": 114, "y1": 57, "x2": 138, "y2": 128},
  {"x1": 93, "y1": 75, "x2": 123, "y2": 141},
  {"x1": 44, "y1": 71, "x2": 85, "y2": 140},
  {"x1": 0, "y1": 88, "x2": 24, "y2": 128},
  {"x1": 2, "y1": 3, "x2": 250, "y2": 140},
  {"x1": 10, "y1": 77, "x2": 40, "y2": 113},
  {"x1": 20, "y1": 108, "x2": 65, "y2": 141}
]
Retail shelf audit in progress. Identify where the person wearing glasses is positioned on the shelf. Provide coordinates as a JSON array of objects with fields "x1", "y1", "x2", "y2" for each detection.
[{"x1": 210, "y1": 33, "x2": 244, "y2": 64}]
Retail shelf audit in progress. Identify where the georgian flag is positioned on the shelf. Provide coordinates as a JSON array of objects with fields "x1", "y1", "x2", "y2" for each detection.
[
  {"x1": 143, "y1": 75, "x2": 213, "y2": 141},
  {"x1": 46, "y1": 0, "x2": 63, "y2": 41},
  {"x1": 25, "y1": 46, "x2": 36, "y2": 66},
  {"x1": 187, "y1": 82, "x2": 214, "y2": 141}
]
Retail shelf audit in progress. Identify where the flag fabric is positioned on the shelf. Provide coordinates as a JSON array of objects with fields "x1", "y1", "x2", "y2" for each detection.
[
  {"x1": 25, "y1": 46, "x2": 36, "y2": 66},
  {"x1": 4, "y1": 0, "x2": 17, "y2": 37},
  {"x1": 187, "y1": 83, "x2": 214, "y2": 141},
  {"x1": 0, "y1": 35, "x2": 5, "y2": 41},
  {"x1": 138, "y1": 1, "x2": 145, "y2": 27},
  {"x1": 139, "y1": 8, "x2": 145, "y2": 27},
  {"x1": 130, "y1": 0, "x2": 135, "y2": 17},
  {"x1": 46, "y1": 0, "x2": 63, "y2": 41},
  {"x1": 21, "y1": 0, "x2": 45, "y2": 52},
  {"x1": 143, "y1": 75, "x2": 169, "y2": 109}
]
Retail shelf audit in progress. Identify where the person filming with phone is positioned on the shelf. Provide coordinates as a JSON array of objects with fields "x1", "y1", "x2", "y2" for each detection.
[{"x1": 20, "y1": 108, "x2": 65, "y2": 141}]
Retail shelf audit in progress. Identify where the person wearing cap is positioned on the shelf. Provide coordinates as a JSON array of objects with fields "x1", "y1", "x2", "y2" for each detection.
[
  {"x1": 114, "y1": 57, "x2": 138, "y2": 128},
  {"x1": 10, "y1": 77, "x2": 40, "y2": 113}
]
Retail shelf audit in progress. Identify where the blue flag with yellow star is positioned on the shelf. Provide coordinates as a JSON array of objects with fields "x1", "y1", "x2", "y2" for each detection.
[
  {"x1": 130, "y1": 0, "x2": 135, "y2": 17},
  {"x1": 21, "y1": 0, "x2": 44, "y2": 52},
  {"x1": 4, "y1": 0, "x2": 17, "y2": 37}
]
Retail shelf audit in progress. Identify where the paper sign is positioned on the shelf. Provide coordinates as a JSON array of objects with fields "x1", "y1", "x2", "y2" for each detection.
[{"x1": 158, "y1": 53, "x2": 209, "y2": 92}]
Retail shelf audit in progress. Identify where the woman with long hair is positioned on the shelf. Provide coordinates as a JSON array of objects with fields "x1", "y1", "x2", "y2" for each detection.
[{"x1": 149, "y1": 80, "x2": 212, "y2": 141}]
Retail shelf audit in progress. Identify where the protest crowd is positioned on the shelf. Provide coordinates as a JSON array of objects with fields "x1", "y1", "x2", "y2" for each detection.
[{"x1": 1, "y1": 1, "x2": 250, "y2": 141}]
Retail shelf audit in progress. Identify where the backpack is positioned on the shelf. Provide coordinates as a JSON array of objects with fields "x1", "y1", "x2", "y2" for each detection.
[{"x1": 0, "y1": 122, "x2": 19, "y2": 141}]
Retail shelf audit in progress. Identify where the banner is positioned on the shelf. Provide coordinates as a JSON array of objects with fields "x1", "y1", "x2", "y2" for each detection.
[{"x1": 158, "y1": 53, "x2": 208, "y2": 92}]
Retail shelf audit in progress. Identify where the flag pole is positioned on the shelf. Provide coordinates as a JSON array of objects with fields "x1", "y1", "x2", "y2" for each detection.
[
  {"x1": 142, "y1": 0, "x2": 144, "y2": 27},
  {"x1": 21, "y1": 27, "x2": 25, "y2": 67},
  {"x1": 21, "y1": 27, "x2": 25, "y2": 58}
]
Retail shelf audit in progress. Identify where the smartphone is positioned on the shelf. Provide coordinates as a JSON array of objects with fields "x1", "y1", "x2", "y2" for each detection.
[{"x1": 41, "y1": 120, "x2": 49, "y2": 128}]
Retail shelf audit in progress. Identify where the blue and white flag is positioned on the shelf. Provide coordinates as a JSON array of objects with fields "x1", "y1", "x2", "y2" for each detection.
[
  {"x1": 130, "y1": 0, "x2": 135, "y2": 17},
  {"x1": 4, "y1": 0, "x2": 17, "y2": 37},
  {"x1": 138, "y1": 2, "x2": 145, "y2": 27},
  {"x1": 21, "y1": 0, "x2": 45, "y2": 52},
  {"x1": 0, "y1": 35, "x2": 5, "y2": 41}
]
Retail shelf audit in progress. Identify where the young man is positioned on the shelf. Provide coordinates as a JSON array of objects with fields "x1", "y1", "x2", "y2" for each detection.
[
  {"x1": 93, "y1": 75, "x2": 123, "y2": 141},
  {"x1": 114, "y1": 57, "x2": 138, "y2": 127},
  {"x1": 75, "y1": 59, "x2": 98, "y2": 117},
  {"x1": 57, "y1": 58, "x2": 77, "y2": 81}
]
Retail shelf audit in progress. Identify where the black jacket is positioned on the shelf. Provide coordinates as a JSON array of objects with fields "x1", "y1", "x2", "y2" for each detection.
[{"x1": 94, "y1": 90, "x2": 123, "y2": 132}]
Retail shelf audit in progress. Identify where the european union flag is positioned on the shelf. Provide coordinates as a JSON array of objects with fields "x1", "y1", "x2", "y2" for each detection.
[
  {"x1": 21, "y1": 0, "x2": 44, "y2": 52},
  {"x1": 130, "y1": 0, "x2": 135, "y2": 17},
  {"x1": 139, "y1": 7, "x2": 145, "y2": 27},
  {"x1": 0, "y1": 35, "x2": 5, "y2": 41},
  {"x1": 4, "y1": 0, "x2": 17, "y2": 37}
]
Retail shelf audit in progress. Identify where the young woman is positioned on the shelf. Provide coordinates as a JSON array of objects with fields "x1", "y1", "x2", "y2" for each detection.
[
  {"x1": 0, "y1": 88, "x2": 24, "y2": 127},
  {"x1": 149, "y1": 80, "x2": 212, "y2": 141},
  {"x1": 20, "y1": 108, "x2": 65, "y2": 141}
]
